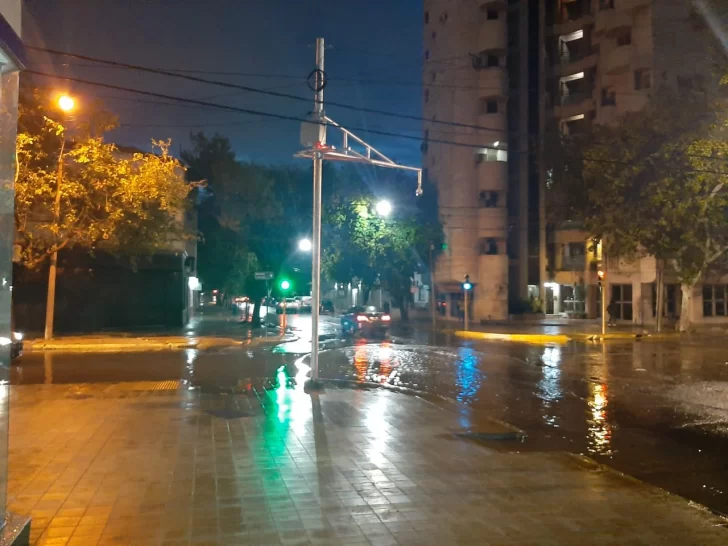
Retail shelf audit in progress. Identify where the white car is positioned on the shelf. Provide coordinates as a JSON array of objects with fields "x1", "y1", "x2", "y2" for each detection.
[{"x1": 276, "y1": 298, "x2": 300, "y2": 314}]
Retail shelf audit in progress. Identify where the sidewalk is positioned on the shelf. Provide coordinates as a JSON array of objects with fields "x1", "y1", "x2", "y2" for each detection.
[
  {"x1": 8, "y1": 380, "x2": 727, "y2": 545},
  {"x1": 25, "y1": 306, "x2": 288, "y2": 352}
]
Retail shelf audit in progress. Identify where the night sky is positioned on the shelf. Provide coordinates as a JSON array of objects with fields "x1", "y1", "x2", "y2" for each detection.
[{"x1": 23, "y1": 0, "x2": 424, "y2": 165}]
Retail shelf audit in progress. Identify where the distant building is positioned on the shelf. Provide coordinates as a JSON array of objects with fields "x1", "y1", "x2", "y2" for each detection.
[{"x1": 424, "y1": 0, "x2": 720, "y2": 326}]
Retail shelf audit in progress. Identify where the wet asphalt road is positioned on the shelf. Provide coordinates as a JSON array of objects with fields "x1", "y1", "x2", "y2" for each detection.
[{"x1": 12, "y1": 314, "x2": 728, "y2": 516}]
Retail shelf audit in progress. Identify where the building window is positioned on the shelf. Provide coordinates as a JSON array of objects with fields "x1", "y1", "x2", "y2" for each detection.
[
  {"x1": 431, "y1": 71, "x2": 436, "y2": 82},
  {"x1": 432, "y1": 31, "x2": 437, "y2": 40},
  {"x1": 634, "y1": 68, "x2": 651, "y2": 90},
  {"x1": 611, "y1": 284, "x2": 633, "y2": 320},
  {"x1": 616, "y1": 30, "x2": 632, "y2": 47},
  {"x1": 479, "y1": 191, "x2": 499, "y2": 208},
  {"x1": 487, "y1": 9, "x2": 499, "y2": 20},
  {"x1": 703, "y1": 285, "x2": 727, "y2": 316},
  {"x1": 487, "y1": 54, "x2": 499, "y2": 67},
  {"x1": 652, "y1": 284, "x2": 678, "y2": 317},
  {"x1": 476, "y1": 148, "x2": 508, "y2": 163},
  {"x1": 424, "y1": 89, "x2": 429, "y2": 103},
  {"x1": 601, "y1": 87, "x2": 616, "y2": 106},
  {"x1": 425, "y1": 50, "x2": 430, "y2": 61},
  {"x1": 479, "y1": 238, "x2": 499, "y2": 255},
  {"x1": 485, "y1": 99, "x2": 498, "y2": 114},
  {"x1": 425, "y1": 11, "x2": 429, "y2": 24}
]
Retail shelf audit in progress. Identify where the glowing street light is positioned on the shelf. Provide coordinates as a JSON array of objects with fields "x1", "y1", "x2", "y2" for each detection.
[
  {"x1": 57, "y1": 94, "x2": 75, "y2": 113},
  {"x1": 376, "y1": 200, "x2": 392, "y2": 217},
  {"x1": 298, "y1": 238, "x2": 312, "y2": 252}
]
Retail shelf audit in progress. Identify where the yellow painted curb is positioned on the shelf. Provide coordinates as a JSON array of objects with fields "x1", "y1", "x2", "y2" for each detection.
[{"x1": 454, "y1": 330, "x2": 570, "y2": 345}]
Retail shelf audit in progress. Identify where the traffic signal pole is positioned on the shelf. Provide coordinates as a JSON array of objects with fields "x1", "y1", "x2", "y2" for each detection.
[
  {"x1": 296, "y1": 37, "x2": 423, "y2": 388},
  {"x1": 309, "y1": 37, "x2": 325, "y2": 387}
]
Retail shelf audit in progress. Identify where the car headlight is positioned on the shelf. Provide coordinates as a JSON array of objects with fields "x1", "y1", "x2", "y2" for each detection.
[{"x1": 13, "y1": 332, "x2": 23, "y2": 341}]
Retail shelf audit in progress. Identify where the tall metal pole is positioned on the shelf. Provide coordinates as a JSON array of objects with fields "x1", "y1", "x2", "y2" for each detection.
[
  {"x1": 310, "y1": 37, "x2": 325, "y2": 385},
  {"x1": 601, "y1": 249, "x2": 608, "y2": 335},
  {"x1": 429, "y1": 244, "x2": 436, "y2": 329},
  {"x1": 464, "y1": 289, "x2": 469, "y2": 331}
]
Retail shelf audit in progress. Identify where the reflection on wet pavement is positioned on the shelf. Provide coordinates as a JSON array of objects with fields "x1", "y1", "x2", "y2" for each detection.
[{"x1": 12, "y1": 334, "x2": 728, "y2": 516}]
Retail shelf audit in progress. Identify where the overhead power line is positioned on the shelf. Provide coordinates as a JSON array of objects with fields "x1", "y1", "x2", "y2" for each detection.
[
  {"x1": 27, "y1": 45, "x2": 504, "y2": 136},
  {"x1": 25, "y1": 70, "x2": 499, "y2": 151}
]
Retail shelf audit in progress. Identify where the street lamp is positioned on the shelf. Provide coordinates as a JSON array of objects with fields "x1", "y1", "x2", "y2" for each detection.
[
  {"x1": 57, "y1": 94, "x2": 75, "y2": 113},
  {"x1": 376, "y1": 200, "x2": 392, "y2": 217},
  {"x1": 298, "y1": 238, "x2": 312, "y2": 252}
]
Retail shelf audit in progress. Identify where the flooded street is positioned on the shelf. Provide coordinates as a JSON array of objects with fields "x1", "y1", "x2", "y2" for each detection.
[{"x1": 13, "y1": 325, "x2": 728, "y2": 516}]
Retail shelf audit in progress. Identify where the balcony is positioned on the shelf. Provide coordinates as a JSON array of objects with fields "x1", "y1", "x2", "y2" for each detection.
[
  {"x1": 553, "y1": 51, "x2": 598, "y2": 78},
  {"x1": 621, "y1": 0, "x2": 650, "y2": 10},
  {"x1": 477, "y1": 19, "x2": 506, "y2": 52},
  {"x1": 604, "y1": 45, "x2": 631, "y2": 74},
  {"x1": 551, "y1": 1, "x2": 594, "y2": 36},
  {"x1": 595, "y1": 9, "x2": 632, "y2": 34},
  {"x1": 477, "y1": 161, "x2": 507, "y2": 192},
  {"x1": 478, "y1": 67, "x2": 507, "y2": 97},
  {"x1": 478, "y1": 207, "x2": 507, "y2": 235},
  {"x1": 553, "y1": 92, "x2": 595, "y2": 119},
  {"x1": 477, "y1": 112, "x2": 507, "y2": 132},
  {"x1": 559, "y1": 255, "x2": 587, "y2": 271}
]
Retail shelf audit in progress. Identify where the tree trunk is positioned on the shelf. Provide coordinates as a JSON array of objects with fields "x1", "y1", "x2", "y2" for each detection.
[
  {"x1": 251, "y1": 299, "x2": 262, "y2": 327},
  {"x1": 679, "y1": 282, "x2": 695, "y2": 332},
  {"x1": 655, "y1": 259, "x2": 664, "y2": 333},
  {"x1": 399, "y1": 299, "x2": 409, "y2": 321}
]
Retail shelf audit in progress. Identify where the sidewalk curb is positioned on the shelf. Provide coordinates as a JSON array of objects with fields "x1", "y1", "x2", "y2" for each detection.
[
  {"x1": 453, "y1": 329, "x2": 682, "y2": 344},
  {"x1": 26, "y1": 335, "x2": 283, "y2": 353}
]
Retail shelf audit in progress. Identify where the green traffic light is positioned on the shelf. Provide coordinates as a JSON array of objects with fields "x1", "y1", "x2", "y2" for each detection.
[{"x1": 280, "y1": 279, "x2": 291, "y2": 291}]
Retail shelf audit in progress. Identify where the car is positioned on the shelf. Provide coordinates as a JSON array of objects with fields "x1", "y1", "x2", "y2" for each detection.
[
  {"x1": 1, "y1": 331, "x2": 23, "y2": 361},
  {"x1": 320, "y1": 300, "x2": 335, "y2": 314},
  {"x1": 341, "y1": 305, "x2": 391, "y2": 337},
  {"x1": 276, "y1": 298, "x2": 300, "y2": 314},
  {"x1": 296, "y1": 296, "x2": 313, "y2": 313}
]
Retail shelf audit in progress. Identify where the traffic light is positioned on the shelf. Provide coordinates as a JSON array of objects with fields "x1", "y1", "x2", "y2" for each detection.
[
  {"x1": 279, "y1": 279, "x2": 291, "y2": 291},
  {"x1": 463, "y1": 275, "x2": 472, "y2": 291}
]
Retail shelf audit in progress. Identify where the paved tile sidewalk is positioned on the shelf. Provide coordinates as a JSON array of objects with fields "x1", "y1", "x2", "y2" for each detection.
[{"x1": 7, "y1": 380, "x2": 727, "y2": 545}]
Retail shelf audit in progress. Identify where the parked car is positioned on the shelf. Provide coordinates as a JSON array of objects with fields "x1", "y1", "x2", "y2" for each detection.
[
  {"x1": 3, "y1": 331, "x2": 23, "y2": 361},
  {"x1": 297, "y1": 296, "x2": 313, "y2": 313},
  {"x1": 341, "y1": 306, "x2": 391, "y2": 337},
  {"x1": 320, "y1": 300, "x2": 335, "y2": 314},
  {"x1": 276, "y1": 298, "x2": 300, "y2": 314}
]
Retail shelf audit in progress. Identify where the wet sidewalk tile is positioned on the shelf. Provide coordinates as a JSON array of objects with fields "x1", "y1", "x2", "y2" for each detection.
[{"x1": 6, "y1": 382, "x2": 728, "y2": 545}]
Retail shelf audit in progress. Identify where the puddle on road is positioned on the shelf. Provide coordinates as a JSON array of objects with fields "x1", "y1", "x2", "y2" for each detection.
[{"x1": 11, "y1": 335, "x2": 728, "y2": 516}]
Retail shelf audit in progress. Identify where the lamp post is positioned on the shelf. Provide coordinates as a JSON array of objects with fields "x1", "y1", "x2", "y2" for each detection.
[
  {"x1": 44, "y1": 94, "x2": 76, "y2": 340},
  {"x1": 463, "y1": 275, "x2": 472, "y2": 331}
]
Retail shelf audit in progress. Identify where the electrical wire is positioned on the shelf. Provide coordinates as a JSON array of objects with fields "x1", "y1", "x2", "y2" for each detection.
[
  {"x1": 25, "y1": 69, "x2": 500, "y2": 151},
  {"x1": 27, "y1": 46, "x2": 505, "y2": 135}
]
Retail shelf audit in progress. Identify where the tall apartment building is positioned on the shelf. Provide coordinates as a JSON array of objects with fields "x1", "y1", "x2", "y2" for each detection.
[
  {"x1": 424, "y1": 0, "x2": 719, "y2": 325},
  {"x1": 423, "y1": 0, "x2": 545, "y2": 321},
  {"x1": 547, "y1": 0, "x2": 718, "y2": 326}
]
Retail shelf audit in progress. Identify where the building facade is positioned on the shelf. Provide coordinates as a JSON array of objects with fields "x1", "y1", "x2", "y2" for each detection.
[
  {"x1": 423, "y1": 0, "x2": 545, "y2": 322},
  {"x1": 0, "y1": 0, "x2": 30, "y2": 540},
  {"x1": 424, "y1": 0, "x2": 721, "y2": 325},
  {"x1": 546, "y1": 0, "x2": 719, "y2": 326}
]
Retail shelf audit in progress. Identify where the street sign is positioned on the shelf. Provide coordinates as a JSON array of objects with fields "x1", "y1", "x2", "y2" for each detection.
[{"x1": 254, "y1": 271, "x2": 273, "y2": 281}]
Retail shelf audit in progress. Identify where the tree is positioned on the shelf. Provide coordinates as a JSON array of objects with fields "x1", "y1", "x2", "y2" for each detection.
[
  {"x1": 323, "y1": 168, "x2": 443, "y2": 320},
  {"x1": 547, "y1": 88, "x2": 728, "y2": 331},
  {"x1": 14, "y1": 87, "x2": 194, "y2": 337}
]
